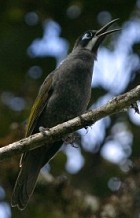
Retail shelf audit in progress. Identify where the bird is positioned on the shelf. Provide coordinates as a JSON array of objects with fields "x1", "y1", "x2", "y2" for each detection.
[{"x1": 11, "y1": 19, "x2": 119, "y2": 210}]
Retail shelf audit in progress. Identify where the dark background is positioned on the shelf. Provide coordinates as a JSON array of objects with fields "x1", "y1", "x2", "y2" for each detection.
[{"x1": 0, "y1": 0, "x2": 140, "y2": 217}]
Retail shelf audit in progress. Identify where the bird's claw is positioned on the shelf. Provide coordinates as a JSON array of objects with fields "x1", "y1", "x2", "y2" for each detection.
[
  {"x1": 39, "y1": 126, "x2": 49, "y2": 135},
  {"x1": 131, "y1": 102, "x2": 140, "y2": 114},
  {"x1": 63, "y1": 133, "x2": 79, "y2": 148}
]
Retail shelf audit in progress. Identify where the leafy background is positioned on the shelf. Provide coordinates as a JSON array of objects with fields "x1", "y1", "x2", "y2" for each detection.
[{"x1": 0, "y1": 0, "x2": 140, "y2": 217}]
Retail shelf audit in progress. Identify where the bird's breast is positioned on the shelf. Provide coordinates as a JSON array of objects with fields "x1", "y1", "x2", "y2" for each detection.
[{"x1": 42, "y1": 59, "x2": 93, "y2": 127}]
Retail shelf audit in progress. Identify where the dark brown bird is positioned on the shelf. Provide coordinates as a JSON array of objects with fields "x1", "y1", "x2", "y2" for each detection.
[{"x1": 11, "y1": 19, "x2": 119, "y2": 210}]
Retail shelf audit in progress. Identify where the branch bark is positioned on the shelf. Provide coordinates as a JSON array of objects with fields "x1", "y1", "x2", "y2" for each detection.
[{"x1": 0, "y1": 85, "x2": 140, "y2": 161}]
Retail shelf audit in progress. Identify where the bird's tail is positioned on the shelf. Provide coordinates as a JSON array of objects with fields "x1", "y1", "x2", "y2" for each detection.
[{"x1": 11, "y1": 141, "x2": 62, "y2": 210}]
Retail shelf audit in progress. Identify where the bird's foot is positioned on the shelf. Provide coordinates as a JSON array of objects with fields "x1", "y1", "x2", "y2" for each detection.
[
  {"x1": 131, "y1": 102, "x2": 140, "y2": 114},
  {"x1": 63, "y1": 133, "x2": 79, "y2": 148},
  {"x1": 39, "y1": 126, "x2": 49, "y2": 135}
]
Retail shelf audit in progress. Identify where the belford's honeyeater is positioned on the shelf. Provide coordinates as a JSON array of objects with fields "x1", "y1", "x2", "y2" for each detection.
[{"x1": 11, "y1": 19, "x2": 119, "y2": 210}]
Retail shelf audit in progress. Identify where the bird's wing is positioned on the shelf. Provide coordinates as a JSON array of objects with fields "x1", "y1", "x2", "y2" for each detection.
[{"x1": 25, "y1": 72, "x2": 54, "y2": 137}]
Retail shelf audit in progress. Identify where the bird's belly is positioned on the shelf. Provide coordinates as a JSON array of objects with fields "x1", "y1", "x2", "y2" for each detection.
[{"x1": 39, "y1": 87, "x2": 90, "y2": 128}]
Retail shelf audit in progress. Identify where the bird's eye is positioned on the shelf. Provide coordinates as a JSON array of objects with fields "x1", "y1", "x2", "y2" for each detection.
[{"x1": 82, "y1": 31, "x2": 93, "y2": 41}]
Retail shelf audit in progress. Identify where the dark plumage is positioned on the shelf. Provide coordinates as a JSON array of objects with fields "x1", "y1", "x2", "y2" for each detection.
[{"x1": 11, "y1": 19, "x2": 119, "y2": 210}]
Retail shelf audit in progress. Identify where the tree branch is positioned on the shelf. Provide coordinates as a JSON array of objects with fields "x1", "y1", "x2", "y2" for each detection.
[{"x1": 0, "y1": 85, "x2": 140, "y2": 161}]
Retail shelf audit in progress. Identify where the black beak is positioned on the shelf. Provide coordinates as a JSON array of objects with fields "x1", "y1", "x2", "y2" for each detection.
[{"x1": 92, "y1": 18, "x2": 120, "y2": 53}]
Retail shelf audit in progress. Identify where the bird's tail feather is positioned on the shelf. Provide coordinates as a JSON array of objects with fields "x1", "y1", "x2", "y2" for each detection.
[{"x1": 11, "y1": 141, "x2": 62, "y2": 210}]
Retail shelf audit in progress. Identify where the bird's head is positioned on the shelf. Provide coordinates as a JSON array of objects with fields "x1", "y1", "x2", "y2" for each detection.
[{"x1": 73, "y1": 18, "x2": 120, "y2": 56}]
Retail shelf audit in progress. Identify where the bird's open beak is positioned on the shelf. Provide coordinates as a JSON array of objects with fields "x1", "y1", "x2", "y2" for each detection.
[{"x1": 92, "y1": 18, "x2": 120, "y2": 53}]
